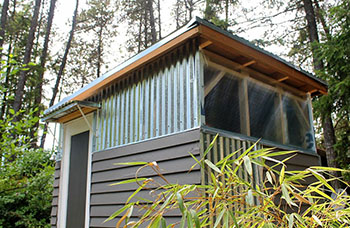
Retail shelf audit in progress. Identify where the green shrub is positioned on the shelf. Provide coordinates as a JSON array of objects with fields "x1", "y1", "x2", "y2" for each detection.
[
  {"x1": 108, "y1": 138, "x2": 350, "y2": 228},
  {"x1": 0, "y1": 58, "x2": 54, "y2": 227}
]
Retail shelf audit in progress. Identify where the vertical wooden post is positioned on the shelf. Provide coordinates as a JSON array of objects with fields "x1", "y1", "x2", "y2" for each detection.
[
  {"x1": 277, "y1": 87, "x2": 288, "y2": 144},
  {"x1": 239, "y1": 73, "x2": 250, "y2": 136}
]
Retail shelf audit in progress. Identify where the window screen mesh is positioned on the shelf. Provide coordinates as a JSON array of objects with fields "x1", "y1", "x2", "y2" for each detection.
[
  {"x1": 283, "y1": 95, "x2": 313, "y2": 150},
  {"x1": 204, "y1": 67, "x2": 241, "y2": 134},
  {"x1": 203, "y1": 64, "x2": 314, "y2": 151},
  {"x1": 248, "y1": 81, "x2": 282, "y2": 144}
]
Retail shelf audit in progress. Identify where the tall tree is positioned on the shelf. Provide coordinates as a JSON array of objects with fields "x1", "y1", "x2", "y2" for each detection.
[
  {"x1": 73, "y1": 0, "x2": 117, "y2": 78},
  {"x1": 12, "y1": 0, "x2": 42, "y2": 116},
  {"x1": 30, "y1": 0, "x2": 57, "y2": 145},
  {"x1": 121, "y1": 0, "x2": 160, "y2": 54},
  {"x1": 0, "y1": 0, "x2": 10, "y2": 57},
  {"x1": 302, "y1": 0, "x2": 339, "y2": 188},
  {"x1": 40, "y1": 0, "x2": 79, "y2": 148}
]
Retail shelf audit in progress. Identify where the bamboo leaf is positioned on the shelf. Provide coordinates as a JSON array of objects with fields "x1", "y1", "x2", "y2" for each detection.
[
  {"x1": 149, "y1": 215, "x2": 161, "y2": 228},
  {"x1": 214, "y1": 209, "x2": 225, "y2": 228},
  {"x1": 246, "y1": 189, "x2": 254, "y2": 206},
  {"x1": 186, "y1": 210, "x2": 193, "y2": 228},
  {"x1": 312, "y1": 215, "x2": 323, "y2": 227},
  {"x1": 310, "y1": 187, "x2": 334, "y2": 201},
  {"x1": 265, "y1": 150, "x2": 296, "y2": 157},
  {"x1": 310, "y1": 166, "x2": 346, "y2": 172},
  {"x1": 228, "y1": 211, "x2": 239, "y2": 228},
  {"x1": 159, "y1": 193, "x2": 174, "y2": 211},
  {"x1": 266, "y1": 171, "x2": 273, "y2": 185},
  {"x1": 279, "y1": 165, "x2": 285, "y2": 185},
  {"x1": 177, "y1": 192, "x2": 185, "y2": 214},
  {"x1": 180, "y1": 214, "x2": 186, "y2": 228},
  {"x1": 189, "y1": 152, "x2": 201, "y2": 171},
  {"x1": 282, "y1": 183, "x2": 297, "y2": 207},
  {"x1": 288, "y1": 214, "x2": 294, "y2": 228},
  {"x1": 109, "y1": 178, "x2": 147, "y2": 186},
  {"x1": 205, "y1": 159, "x2": 222, "y2": 174},
  {"x1": 243, "y1": 156, "x2": 253, "y2": 176},
  {"x1": 126, "y1": 182, "x2": 145, "y2": 204},
  {"x1": 308, "y1": 168, "x2": 336, "y2": 194},
  {"x1": 202, "y1": 134, "x2": 219, "y2": 159},
  {"x1": 161, "y1": 217, "x2": 166, "y2": 228},
  {"x1": 104, "y1": 204, "x2": 132, "y2": 222},
  {"x1": 292, "y1": 192, "x2": 311, "y2": 205},
  {"x1": 114, "y1": 162, "x2": 148, "y2": 166},
  {"x1": 190, "y1": 209, "x2": 200, "y2": 228}
]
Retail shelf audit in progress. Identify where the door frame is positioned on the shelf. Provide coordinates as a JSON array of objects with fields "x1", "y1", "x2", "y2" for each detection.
[{"x1": 58, "y1": 113, "x2": 93, "y2": 228}]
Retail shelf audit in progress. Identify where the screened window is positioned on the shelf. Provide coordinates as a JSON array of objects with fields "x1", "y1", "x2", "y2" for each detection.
[
  {"x1": 248, "y1": 81, "x2": 282, "y2": 144},
  {"x1": 203, "y1": 63, "x2": 315, "y2": 151},
  {"x1": 283, "y1": 95, "x2": 314, "y2": 150},
  {"x1": 204, "y1": 66, "x2": 241, "y2": 134}
]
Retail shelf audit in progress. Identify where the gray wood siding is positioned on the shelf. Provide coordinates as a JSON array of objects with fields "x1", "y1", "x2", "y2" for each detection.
[
  {"x1": 90, "y1": 128, "x2": 201, "y2": 228},
  {"x1": 51, "y1": 161, "x2": 61, "y2": 228}
]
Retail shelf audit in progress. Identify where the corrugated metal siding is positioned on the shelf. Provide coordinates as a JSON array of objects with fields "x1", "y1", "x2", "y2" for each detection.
[
  {"x1": 51, "y1": 161, "x2": 61, "y2": 228},
  {"x1": 94, "y1": 51, "x2": 201, "y2": 151},
  {"x1": 89, "y1": 128, "x2": 201, "y2": 228}
]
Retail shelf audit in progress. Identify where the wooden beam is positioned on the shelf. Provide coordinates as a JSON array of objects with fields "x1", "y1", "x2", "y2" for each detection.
[
  {"x1": 204, "y1": 71, "x2": 225, "y2": 96},
  {"x1": 73, "y1": 27, "x2": 200, "y2": 101},
  {"x1": 199, "y1": 40, "x2": 213, "y2": 50},
  {"x1": 240, "y1": 60, "x2": 256, "y2": 68},
  {"x1": 309, "y1": 89, "x2": 318, "y2": 94},
  {"x1": 57, "y1": 107, "x2": 96, "y2": 123},
  {"x1": 198, "y1": 25, "x2": 327, "y2": 94},
  {"x1": 277, "y1": 76, "x2": 289, "y2": 82},
  {"x1": 202, "y1": 49, "x2": 307, "y2": 97}
]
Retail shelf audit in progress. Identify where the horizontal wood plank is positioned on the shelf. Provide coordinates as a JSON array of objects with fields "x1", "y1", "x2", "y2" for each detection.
[
  {"x1": 92, "y1": 142, "x2": 200, "y2": 172},
  {"x1": 92, "y1": 128, "x2": 200, "y2": 162}
]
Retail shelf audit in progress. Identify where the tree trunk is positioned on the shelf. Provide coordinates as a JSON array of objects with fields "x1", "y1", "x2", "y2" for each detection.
[
  {"x1": 137, "y1": 13, "x2": 142, "y2": 52},
  {"x1": 314, "y1": 0, "x2": 331, "y2": 39},
  {"x1": 31, "y1": 0, "x2": 56, "y2": 146},
  {"x1": 302, "y1": 0, "x2": 323, "y2": 70},
  {"x1": 40, "y1": 0, "x2": 79, "y2": 148},
  {"x1": 302, "y1": 0, "x2": 339, "y2": 189},
  {"x1": 0, "y1": 0, "x2": 10, "y2": 57},
  {"x1": 157, "y1": 0, "x2": 161, "y2": 39},
  {"x1": 13, "y1": 0, "x2": 42, "y2": 116},
  {"x1": 0, "y1": 0, "x2": 16, "y2": 120},
  {"x1": 97, "y1": 26, "x2": 102, "y2": 78},
  {"x1": 175, "y1": 0, "x2": 180, "y2": 29},
  {"x1": 147, "y1": 0, "x2": 157, "y2": 44},
  {"x1": 225, "y1": 0, "x2": 229, "y2": 29}
]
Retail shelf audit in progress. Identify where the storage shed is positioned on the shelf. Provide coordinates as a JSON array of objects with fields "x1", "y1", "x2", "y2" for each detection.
[{"x1": 42, "y1": 17, "x2": 327, "y2": 228}]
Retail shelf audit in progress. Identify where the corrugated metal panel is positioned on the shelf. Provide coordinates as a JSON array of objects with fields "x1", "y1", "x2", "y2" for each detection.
[{"x1": 94, "y1": 51, "x2": 201, "y2": 151}]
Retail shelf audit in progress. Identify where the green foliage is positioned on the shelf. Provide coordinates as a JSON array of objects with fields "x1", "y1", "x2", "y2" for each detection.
[
  {"x1": 0, "y1": 58, "x2": 54, "y2": 227},
  {"x1": 0, "y1": 149, "x2": 54, "y2": 228},
  {"x1": 108, "y1": 139, "x2": 350, "y2": 228},
  {"x1": 313, "y1": 0, "x2": 350, "y2": 178}
]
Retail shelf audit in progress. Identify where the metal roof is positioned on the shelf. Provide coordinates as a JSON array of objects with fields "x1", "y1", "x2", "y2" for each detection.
[
  {"x1": 42, "y1": 100, "x2": 100, "y2": 122},
  {"x1": 43, "y1": 17, "x2": 327, "y2": 119},
  {"x1": 194, "y1": 17, "x2": 327, "y2": 87}
]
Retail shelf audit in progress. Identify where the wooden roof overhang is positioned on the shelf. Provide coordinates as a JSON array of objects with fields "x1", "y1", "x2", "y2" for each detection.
[
  {"x1": 41, "y1": 101, "x2": 100, "y2": 123},
  {"x1": 43, "y1": 17, "x2": 327, "y2": 123}
]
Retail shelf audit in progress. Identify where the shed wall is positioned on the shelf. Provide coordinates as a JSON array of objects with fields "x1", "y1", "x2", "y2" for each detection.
[
  {"x1": 200, "y1": 129, "x2": 320, "y2": 213},
  {"x1": 94, "y1": 50, "x2": 201, "y2": 151},
  {"x1": 51, "y1": 161, "x2": 61, "y2": 228},
  {"x1": 89, "y1": 128, "x2": 201, "y2": 227}
]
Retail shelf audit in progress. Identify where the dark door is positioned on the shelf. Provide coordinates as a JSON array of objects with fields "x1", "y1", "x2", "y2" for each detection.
[{"x1": 66, "y1": 131, "x2": 89, "y2": 228}]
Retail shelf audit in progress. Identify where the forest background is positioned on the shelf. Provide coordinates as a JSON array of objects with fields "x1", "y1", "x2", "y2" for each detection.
[{"x1": 0, "y1": 0, "x2": 349, "y2": 227}]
